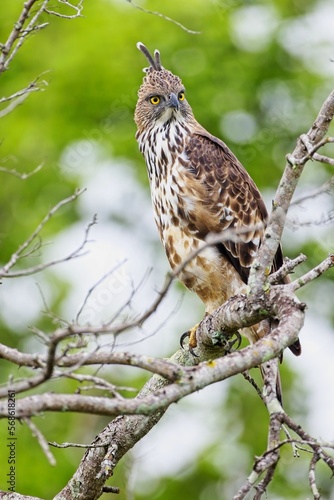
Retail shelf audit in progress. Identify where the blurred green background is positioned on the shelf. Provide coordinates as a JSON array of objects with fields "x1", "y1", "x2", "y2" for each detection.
[{"x1": 0, "y1": 0, "x2": 334, "y2": 498}]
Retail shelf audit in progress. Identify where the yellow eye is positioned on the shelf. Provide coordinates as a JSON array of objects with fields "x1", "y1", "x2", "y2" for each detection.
[
  {"x1": 150, "y1": 96, "x2": 160, "y2": 105},
  {"x1": 178, "y1": 92, "x2": 185, "y2": 101}
]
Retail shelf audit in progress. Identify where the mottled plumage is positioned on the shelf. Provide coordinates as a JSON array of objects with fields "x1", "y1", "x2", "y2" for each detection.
[{"x1": 135, "y1": 42, "x2": 301, "y2": 361}]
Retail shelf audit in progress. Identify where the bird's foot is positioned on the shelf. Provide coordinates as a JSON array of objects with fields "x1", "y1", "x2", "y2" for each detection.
[
  {"x1": 180, "y1": 323, "x2": 199, "y2": 357},
  {"x1": 181, "y1": 325, "x2": 242, "y2": 356},
  {"x1": 211, "y1": 330, "x2": 242, "y2": 354}
]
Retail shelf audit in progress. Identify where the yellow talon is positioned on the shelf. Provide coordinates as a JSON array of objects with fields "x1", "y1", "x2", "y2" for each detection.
[{"x1": 180, "y1": 323, "x2": 199, "y2": 356}]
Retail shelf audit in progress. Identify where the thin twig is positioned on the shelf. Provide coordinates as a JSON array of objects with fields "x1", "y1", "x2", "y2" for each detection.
[
  {"x1": 22, "y1": 417, "x2": 56, "y2": 466},
  {"x1": 309, "y1": 453, "x2": 321, "y2": 500},
  {"x1": 289, "y1": 254, "x2": 334, "y2": 291},
  {"x1": 76, "y1": 260, "x2": 127, "y2": 323},
  {"x1": 0, "y1": 163, "x2": 43, "y2": 179},
  {"x1": 3, "y1": 214, "x2": 95, "y2": 278},
  {"x1": 291, "y1": 176, "x2": 334, "y2": 207},
  {"x1": 49, "y1": 440, "x2": 110, "y2": 449},
  {"x1": 0, "y1": 188, "x2": 86, "y2": 278},
  {"x1": 127, "y1": 0, "x2": 200, "y2": 34},
  {"x1": 269, "y1": 254, "x2": 307, "y2": 284},
  {"x1": 44, "y1": 0, "x2": 84, "y2": 19}
]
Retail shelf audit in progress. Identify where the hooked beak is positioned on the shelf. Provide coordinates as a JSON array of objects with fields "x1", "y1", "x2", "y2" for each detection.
[{"x1": 168, "y1": 93, "x2": 179, "y2": 110}]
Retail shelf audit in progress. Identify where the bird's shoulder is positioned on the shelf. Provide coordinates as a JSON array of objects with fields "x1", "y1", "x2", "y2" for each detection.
[{"x1": 185, "y1": 127, "x2": 265, "y2": 209}]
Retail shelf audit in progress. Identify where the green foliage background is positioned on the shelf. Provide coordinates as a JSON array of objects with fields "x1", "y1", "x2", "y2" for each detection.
[{"x1": 0, "y1": 0, "x2": 333, "y2": 499}]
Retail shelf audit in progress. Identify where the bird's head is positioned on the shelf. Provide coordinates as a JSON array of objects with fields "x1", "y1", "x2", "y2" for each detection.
[{"x1": 135, "y1": 42, "x2": 193, "y2": 132}]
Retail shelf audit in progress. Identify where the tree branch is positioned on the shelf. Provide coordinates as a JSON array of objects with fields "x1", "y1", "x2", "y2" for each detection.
[
  {"x1": 0, "y1": 188, "x2": 86, "y2": 278},
  {"x1": 248, "y1": 89, "x2": 334, "y2": 294}
]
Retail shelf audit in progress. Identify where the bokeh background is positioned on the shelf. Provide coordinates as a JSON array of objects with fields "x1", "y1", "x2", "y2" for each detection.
[{"x1": 0, "y1": 0, "x2": 334, "y2": 498}]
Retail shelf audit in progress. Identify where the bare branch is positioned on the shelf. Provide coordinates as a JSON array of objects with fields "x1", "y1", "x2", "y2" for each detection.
[
  {"x1": 282, "y1": 413, "x2": 334, "y2": 471},
  {"x1": 44, "y1": 0, "x2": 84, "y2": 19},
  {"x1": 55, "y1": 370, "x2": 135, "y2": 396},
  {"x1": 269, "y1": 254, "x2": 307, "y2": 284},
  {"x1": 0, "y1": 163, "x2": 43, "y2": 179},
  {"x1": 291, "y1": 175, "x2": 334, "y2": 206},
  {"x1": 290, "y1": 254, "x2": 334, "y2": 291},
  {"x1": 49, "y1": 440, "x2": 109, "y2": 449},
  {"x1": 249, "y1": 89, "x2": 334, "y2": 294},
  {"x1": 110, "y1": 223, "x2": 266, "y2": 335},
  {"x1": 242, "y1": 371, "x2": 263, "y2": 400},
  {"x1": 0, "y1": 73, "x2": 48, "y2": 104},
  {"x1": 0, "y1": 91, "x2": 33, "y2": 117},
  {"x1": 311, "y1": 151, "x2": 334, "y2": 166},
  {"x1": 75, "y1": 261, "x2": 127, "y2": 323},
  {"x1": 287, "y1": 210, "x2": 334, "y2": 229},
  {"x1": 297, "y1": 134, "x2": 334, "y2": 166},
  {"x1": 0, "y1": 188, "x2": 86, "y2": 278},
  {"x1": 22, "y1": 417, "x2": 56, "y2": 466},
  {"x1": 0, "y1": 1, "x2": 83, "y2": 74},
  {"x1": 309, "y1": 454, "x2": 321, "y2": 500},
  {"x1": 0, "y1": 0, "x2": 38, "y2": 73},
  {"x1": 0, "y1": 0, "x2": 48, "y2": 73},
  {"x1": 126, "y1": 0, "x2": 200, "y2": 35},
  {"x1": 0, "y1": 344, "x2": 183, "y2": 398}
]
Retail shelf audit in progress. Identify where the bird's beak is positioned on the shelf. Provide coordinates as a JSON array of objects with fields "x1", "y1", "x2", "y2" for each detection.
[{"x1": 168, "y1": 93, "x2": 179, "y2": 110}]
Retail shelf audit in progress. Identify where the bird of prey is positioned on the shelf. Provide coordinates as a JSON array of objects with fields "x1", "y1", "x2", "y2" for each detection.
[{"x1": 134, "y1": 43, "x2": 301, "y2": 389}]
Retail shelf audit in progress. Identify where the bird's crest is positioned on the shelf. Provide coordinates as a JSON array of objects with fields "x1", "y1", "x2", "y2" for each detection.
[
  {"x1": 137, "y1": 42, "x2": 163, "y2": 73},
  {"x1": 135, "y1": 42, "x2": 184, "y2": 102}
]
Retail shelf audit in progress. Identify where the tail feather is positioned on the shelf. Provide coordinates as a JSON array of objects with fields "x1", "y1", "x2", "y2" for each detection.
[{"x1": 289, "y1": 338, "x2": 302, "y2": 356}]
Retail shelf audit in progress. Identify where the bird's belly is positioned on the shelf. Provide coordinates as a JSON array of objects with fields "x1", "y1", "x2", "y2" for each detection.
[{"x1": 161, "y1": 226, "x2": 245, "y2": 313}]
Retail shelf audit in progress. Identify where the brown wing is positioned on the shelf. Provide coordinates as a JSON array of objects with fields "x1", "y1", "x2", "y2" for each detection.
[
  {"x1": 183, "y1": 129, "x2": 301, "y2": 356},
  {"x1": 183, "y1": 129, "x2": 276, "y2": 282}
]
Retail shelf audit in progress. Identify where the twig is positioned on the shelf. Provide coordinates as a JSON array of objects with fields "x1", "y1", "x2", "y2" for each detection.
[
  {"x1": 0, "y1": 0, "x2": 39, "y2": 73},
  {"x1": 291, "y1": 175, "x2": 334, "y2": 206},
  {"x1": 54, "y1": 370, "x2": 134, "y2": 397},
  {"x1": 253, "y1": 463, "x2": 277, "y2": 499},
  {"x1": 49, "y1": 440, "x2": 109, "y2": 449},
  {"x1": 309, "y1": 453, "x2": 321, "y2": 500},
  {"x1": 126, "y1": 0, "x2": 200, "y2": 35},
  {"x1": 22, "y1": 417, "x2": 56, "y2": 466},
  {"x1": 0, "y1": 74, "x2": 48, "y2": 104},
  {"x1": 75, "y1": 260, "x2": 127, "y2": 323},
  {"x1": 282, "y1": 413, "x2": 334, "y2": 472},
  {"x1": 0, "y1": 163, "x2": 43, "y2": 179},
  {"x1": 287, "y1": 210, "x2": 334, "y2": 229},
  {"x1": 242, "y1": 371, "x2": 263, "y2": 401},
  {"x1": 3, "y1": 213, "x2": 95, "y2": 278},
  {"x1": 248, "y1": 89, "x2": 334, "y2": 295},
  {"x1": 44, "y1": 0, "x2": 84, "y2": 19},
  {"x1": 269, "y1": 254, "x2": 307, "y2": 284},
  {"x1": 0, "y1": 0, "x2": 50, "y2": 73},
  {"x1": 298, "y1": 134, "x2": 334, "y2": 166},
  {"x1": 0, "y1": 188, "x2": 86, "y2": 278},
  {"x1": 289, "y1": 254, "x2": 334, "y2": 291},
  {"x1": 0, "y1": 92, "x2": 32, "y2": 117}
]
